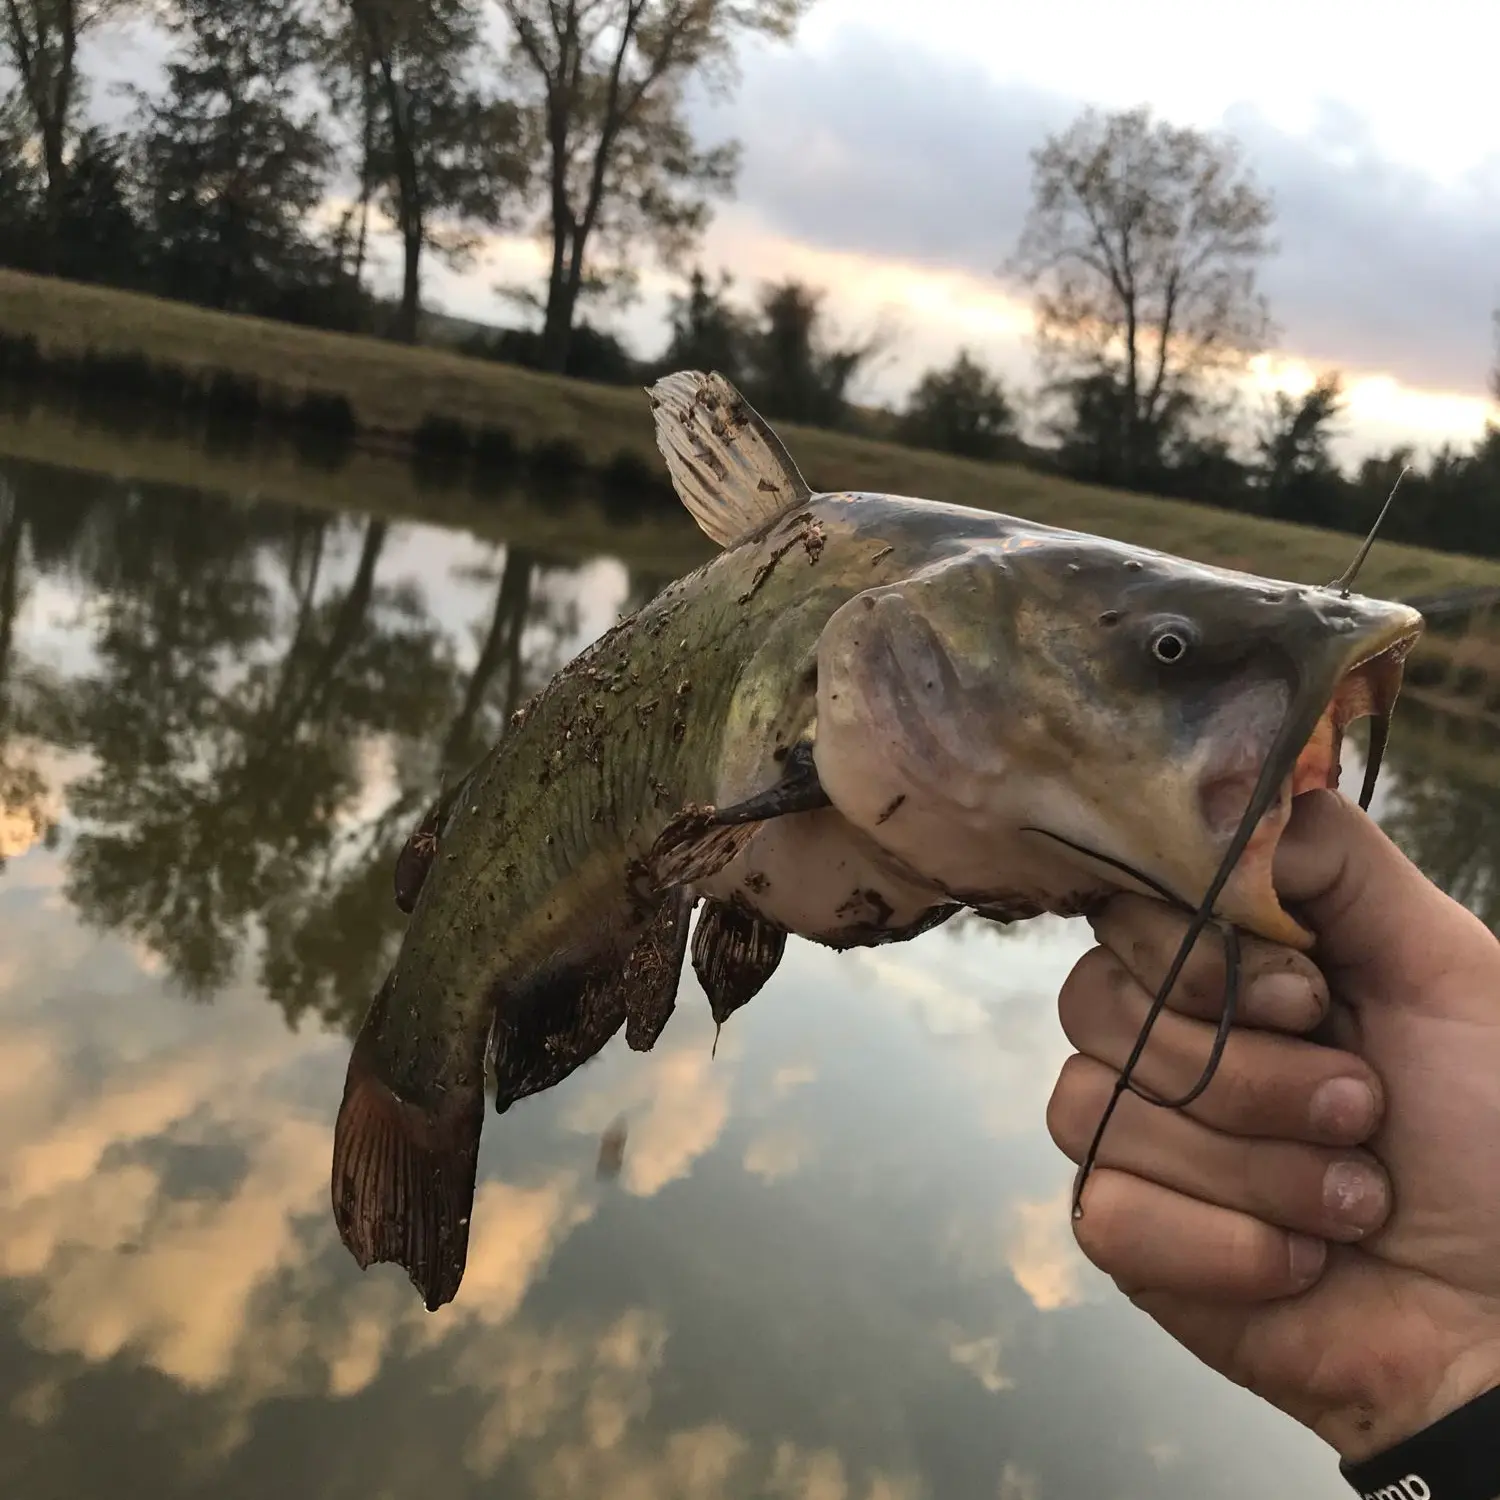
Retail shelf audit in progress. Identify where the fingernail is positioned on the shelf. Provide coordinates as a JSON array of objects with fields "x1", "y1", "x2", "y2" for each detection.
[
  {"x1": 1309, "y1": 1077, "x2": 1377, "y2": 1140},
  {"x1": 1288, "y1": 1233, "x2": 1326, "y2": 1287},
  {"x1": 1322, "y1": 1160, "x2": 1387, "y2": 1234},
  {"x1": 1250, "y1": 971, "x2": 1318, "y2": 1028}
]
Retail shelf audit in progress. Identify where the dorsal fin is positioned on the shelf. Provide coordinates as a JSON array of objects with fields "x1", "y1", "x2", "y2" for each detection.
[{"x1": 646, "y1": 371, "x2": 814, "y2": 548}]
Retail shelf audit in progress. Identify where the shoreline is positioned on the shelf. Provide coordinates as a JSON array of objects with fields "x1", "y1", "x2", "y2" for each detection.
[{"x1": 5, "y1": 269, "x2": 1500, "y2": 604}]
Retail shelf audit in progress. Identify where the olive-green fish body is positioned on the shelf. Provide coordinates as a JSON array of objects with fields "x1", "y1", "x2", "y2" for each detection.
[{"x1": 331, "y1": 370, "x2": 1424, "y2": 1313}]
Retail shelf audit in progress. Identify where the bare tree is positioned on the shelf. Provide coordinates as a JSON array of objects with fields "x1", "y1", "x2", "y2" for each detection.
[
  {"x1": 0, "y1": 0, "x2": 133, "y2": 266},
  {"x1": 495, "y1": 0, "x2": 811, "y2": 374},
  {"x1": 1007, "y1": 105, "x2": 1276, "y2": 485}
]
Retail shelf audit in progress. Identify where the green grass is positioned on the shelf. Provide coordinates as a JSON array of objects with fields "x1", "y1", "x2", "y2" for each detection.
[{"x1": 6, "y1": 267, "x2": 1500, "y2": 604}]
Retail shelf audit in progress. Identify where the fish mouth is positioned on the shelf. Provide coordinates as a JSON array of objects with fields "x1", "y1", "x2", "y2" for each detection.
[{"x1": 1197, "y1": 608, "x2": 1424, "y2": 947}]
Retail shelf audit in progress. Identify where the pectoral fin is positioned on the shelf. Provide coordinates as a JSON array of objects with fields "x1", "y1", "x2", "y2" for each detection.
[
  {"x1": 393, "y1": 777, "x2": 467, "y2": 914},
  {"x1": 649, "y1": 741, "x2": 830, "y2": 889},
  {"x1": 691, "y1": 899, "x2": 787, "y2": 1048}
]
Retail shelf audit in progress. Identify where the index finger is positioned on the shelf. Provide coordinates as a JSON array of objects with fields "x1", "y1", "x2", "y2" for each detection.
[{"x1": 1089, "y1": 893, "x2": 1330, "y2": 1034}]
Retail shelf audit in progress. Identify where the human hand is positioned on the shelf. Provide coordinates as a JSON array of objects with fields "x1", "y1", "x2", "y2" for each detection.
[{"x1": 1046, "y1": 788, "x2": 1500, "y2": 1463}]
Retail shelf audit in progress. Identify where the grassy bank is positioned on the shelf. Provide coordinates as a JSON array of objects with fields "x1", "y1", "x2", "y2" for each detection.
[
  {"x1": 0, "y1": 403, "x2": 713, "y2": 575},
  {"x1": 7, "y1": 268, "x2": 1500, "y2": 607}
]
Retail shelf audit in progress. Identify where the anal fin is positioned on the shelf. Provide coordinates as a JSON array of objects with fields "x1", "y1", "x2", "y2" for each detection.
[
  {"x1": 691, "y1": 898, "x2": 788, "y2": 1048},
  {"x1": 649, "y1": 740, "x2": 829, "y2": 889},
  {"x1": 489, "y1": 960, "x2": 629, "y2": 1115}
]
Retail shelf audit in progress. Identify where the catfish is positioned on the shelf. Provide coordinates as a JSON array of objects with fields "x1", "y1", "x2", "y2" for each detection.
[{"x1": 331, "y1": 370, "x2": 1423, "y2": 1311}]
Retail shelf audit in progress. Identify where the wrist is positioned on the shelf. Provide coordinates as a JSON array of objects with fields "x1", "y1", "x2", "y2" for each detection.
[
  {"x1": 1323, "y1": 1346, "x2": 1500, "y2": 1466},
  {"x1": 1338, "y1": 1378, "x2": 1500, "y2": 1499}
]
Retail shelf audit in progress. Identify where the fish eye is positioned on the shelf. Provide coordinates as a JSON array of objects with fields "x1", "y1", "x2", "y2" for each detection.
[{"x1": 1150, "y1": 627, "x2": 1191, "y2": 664}]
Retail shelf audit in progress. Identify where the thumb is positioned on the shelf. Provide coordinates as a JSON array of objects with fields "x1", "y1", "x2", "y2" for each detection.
[{"x1": 1272, "y1": 788, "x2": 1497, "y2": 1004}]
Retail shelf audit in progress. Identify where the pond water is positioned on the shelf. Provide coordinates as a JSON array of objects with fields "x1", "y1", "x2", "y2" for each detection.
[{"x1": 0, "y1": 441, "x2": 1496, "y2": 1500}]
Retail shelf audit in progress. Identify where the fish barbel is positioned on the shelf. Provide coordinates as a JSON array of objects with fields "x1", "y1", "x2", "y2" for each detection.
[{"x1": 331, "y1": 370, "x2": 1423, "y2": 1310}]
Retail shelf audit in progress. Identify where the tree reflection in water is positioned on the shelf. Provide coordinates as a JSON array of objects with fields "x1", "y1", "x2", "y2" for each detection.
[
  {"x1": 0, "y1": 456, "x2": 612, "y2": 1035},
  {"x1": 3, "y1": 451, "x2": 1499, "y2": 1046},
  {"x1": 1376, "y1": 705, "x2": 1500, "y2": 931}
]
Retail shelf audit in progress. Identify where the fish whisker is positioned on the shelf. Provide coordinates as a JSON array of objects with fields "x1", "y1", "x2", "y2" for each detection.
[
  {"x1": 1022, "y1": 829, "x2": 1242, "y2": 1114},
  {"x1": 1070, "y1": 693, "x2": 1316, "y2": 1220},
  {"x1": 1016, "y1": 828, "x2": 1188, "y2": 910}
]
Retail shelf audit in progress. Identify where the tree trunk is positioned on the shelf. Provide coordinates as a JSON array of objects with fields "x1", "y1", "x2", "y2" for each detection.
[
  {"x1": 538, "y1": 205, "x2": 573, "y2": 371},
  {"x1": 279, "y1": 518, "x2": 388, "y2": 730},
  {"x1": 441, "y1": 547, "x2": 532, "y2": 768},
  {"x1": 352, "y1": 70, "x2": 375, "y2": 288},
  {"x1": 371, "y1": 50, "x2": 422, "y2": 343},
  {"x1": 39, "y1": 121, "x2": 67, "y2": 273},
  {"x1": 0, "y1": 497, "x2": 22, "y2": 710},
  {"x1": 397, "y1": 224, "x2": 421, "y2": 343}
]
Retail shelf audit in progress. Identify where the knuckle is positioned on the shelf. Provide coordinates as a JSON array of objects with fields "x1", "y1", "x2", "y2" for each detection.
[
  {"x1": 1093, "y1": 894, "x2": 1166, "y2": 963},
  {"x1": 1176, "y1": 933, "x2": 1227, "y2": 1010},
  {"x1": 1070, "y1": 1172, "x2": 1138, "y2": 1272},
  {"x1": 1057, "y1": 948, "x2": 1127, "y2": 1046},
  {"x1": 1223, "y1": 1215, "x2": 1294, "y2": 1297},
  {"x1": 1192, "y1": 1042, "x2": 1266, "y2": 1125},
  {"x1": 1046, "y1": 1055, "x2": 1104, "y2": 1156}
]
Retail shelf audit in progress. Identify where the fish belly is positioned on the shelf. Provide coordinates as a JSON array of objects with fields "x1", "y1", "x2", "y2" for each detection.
[{"x1": 695, "y1": 805, "x2": 946, "y2": 946}]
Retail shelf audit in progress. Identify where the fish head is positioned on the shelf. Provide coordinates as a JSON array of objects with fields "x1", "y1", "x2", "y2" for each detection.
[{"x1": 812, "y1": 530, "x2": 1424, "y2": 947}]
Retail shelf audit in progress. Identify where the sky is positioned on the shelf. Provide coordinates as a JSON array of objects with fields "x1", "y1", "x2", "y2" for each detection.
[{"x1": 86, "y1": 0, "x2": 1500, "y2": 465}]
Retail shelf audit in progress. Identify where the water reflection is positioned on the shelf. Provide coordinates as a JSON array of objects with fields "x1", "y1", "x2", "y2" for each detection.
[{"x1": 1, "y1": 449, "x2": 1495, "y2": 1499}]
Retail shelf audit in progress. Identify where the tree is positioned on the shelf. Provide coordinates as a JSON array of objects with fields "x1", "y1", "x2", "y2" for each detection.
[
  {"x1": 0, "y1": 0, "x2": 132, "y2": 269},
  {"x1": 54, "y1": 125, "x2": 143, "y2": 285},
  {"x1": 740, "y1": 278, "x2": 880, "y2": 429},
  {"x1": 652, "y1": 264, "x2": 750, "y2": 382},
  {"x1": 1252, "y1": 371, "x2": 1346, "y2": 524},
  {"x1": 1008, "y1": 105, "x2": 1276, "y2": 486},
  {"x1": 897, "y1": 349, "x2": 1017, "y2": 461},
  {"x1": 332, "y1": 0, "x2": 531, "y2": 342},
  {"x1": 0, "y1": 94, "x2": 41, "y2": 268},
  {"x1": 54, "y1": 493, "x2": 456, "y2": 999},
  {"x1": 496, "y1": 0, "x2": 811, "y2": 374},
  {"x1": 131, "y1": 0, "x2": 336, "y2": 314}
]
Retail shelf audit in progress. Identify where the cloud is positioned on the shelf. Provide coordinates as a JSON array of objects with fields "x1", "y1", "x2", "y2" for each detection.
[
  {"x1": 942, "y1": 1330, "x2": 1015, "y2": 1395},
  {"x1": 844, "y1": 921, "x2": 1085, "y2": 1143},
  {"x1": 1004, "y1": 1186, "x2": 1092, "y2": 1313},
  {"x1": 562, "y1": 1033, "x2": 733, "y2": 1199},
  {"x1": 694, "y1": 27, "x2": 1500, "y2": 400},
  {"x1": 449, "y1": 1306, "x2": 924, "y2": 1499},
  {"x1": 742, "y1": 1125, "x2": 809, "y2": 1184},
  {"x1": 0, "y1": 1004, "x2": 591, "y2": 1425},
  {"x1": 940, "y1": 1180, "x2": 1100, "y2": 1317}
]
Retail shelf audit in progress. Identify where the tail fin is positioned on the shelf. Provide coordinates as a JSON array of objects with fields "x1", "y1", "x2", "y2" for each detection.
[{"x1": 330, "y1": 1026, "x2": 484, "y2": 1312}]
